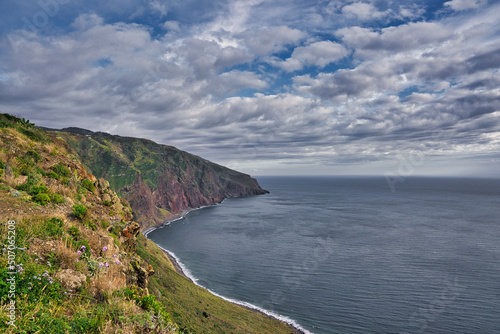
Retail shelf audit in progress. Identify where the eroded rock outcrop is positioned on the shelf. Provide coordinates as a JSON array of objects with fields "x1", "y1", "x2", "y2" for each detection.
[{"x1": 56, "y1": 128, "x2": 269, "y2": 229}]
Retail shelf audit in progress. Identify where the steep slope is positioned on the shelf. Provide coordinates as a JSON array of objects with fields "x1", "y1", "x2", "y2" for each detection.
[
  {"x1": 0, "y1": 113, "x2": 296, "y2": 333},
  {"x1": 53, "y1": 128, "x2": 268, "y2": 229}
]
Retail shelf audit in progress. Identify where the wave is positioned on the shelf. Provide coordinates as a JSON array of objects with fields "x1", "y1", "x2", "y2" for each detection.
[
  {"x1": 153, "y1": 243, "x2": 312, "y2": 334},
  {"x1": 146, "y1": 206, "x2": 312, "y2": 334}
]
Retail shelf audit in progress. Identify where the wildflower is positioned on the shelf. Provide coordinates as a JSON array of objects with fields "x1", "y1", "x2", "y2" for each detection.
[
  {"x1": 81, "y1": 245, "x2": 86, "y2": 251},
  {"x1": 77, "y1": 250, "x2": 81, "y2": 256},
  {"x1": 76, "y1": 259, "x2": 79, "y2": 262},
  {"x1": 103, "y1": 246, "x2": 108, "y2": 251},
  {"x1": 115, "y1": 260, "x2": 120, "y2": 264},
  {"x1": 113, "y1": 254, "x2": 117, "y2": 258},
  {"x1": 97, "y1": 257, "x2": 102, "y2": 260},
  {"x1": 90, "y1": 249, "x2": 94, "y2": 253},
  {"x1": 105, "y1": 262, "x2": 109, "y2": 267},
  {"x1": 99, "y1": 263, "x2": 104, "y2": 267}
]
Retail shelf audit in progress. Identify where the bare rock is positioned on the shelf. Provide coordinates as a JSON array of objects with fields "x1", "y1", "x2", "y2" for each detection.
[
  {"x1": 102, "y1": 193, "x2": 111, "y2": 203},
  {"x1": 120, "y1": 222, "x2": 141, "y2": 251},
  {"x1": 57, "y1": 269, "x2": 87, "y2": 291}
]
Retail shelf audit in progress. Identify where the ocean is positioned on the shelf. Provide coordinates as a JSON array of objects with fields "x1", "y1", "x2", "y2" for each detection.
[{"x1": 147, "y1": 176, "x2": 500, "y2": 334}]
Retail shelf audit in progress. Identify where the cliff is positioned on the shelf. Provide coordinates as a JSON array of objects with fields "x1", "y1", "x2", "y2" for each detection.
[
  {"x1": 0, "y1": 113, "x2": 295, "y2": 333},
  {"x1": 52, "y1": 128, "x2": 268, "y2": 229}
]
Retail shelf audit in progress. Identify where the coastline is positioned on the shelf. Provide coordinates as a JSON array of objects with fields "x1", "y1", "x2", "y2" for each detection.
[
  {"x1": 156, "y1": 244, "x2": 307, "y2": 334},
  {"x1": 143, "y1": 204, "x2": 308, "y2": 334}
]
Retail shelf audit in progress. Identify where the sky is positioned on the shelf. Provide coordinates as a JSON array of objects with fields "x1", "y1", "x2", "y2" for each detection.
[{"x1": 0, "y1": 0, "x2": 499, "y2": 177}]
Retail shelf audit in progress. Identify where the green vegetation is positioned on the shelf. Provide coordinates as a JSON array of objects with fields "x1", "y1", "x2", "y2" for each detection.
[
  {"x1": 0, "y1": 217, "x2": 176, "y2": 334},
  {"x1": 81, "y1": 179, "x2": 95, "y2": 192},
  {"x1": 136, "y1": 235, "x2": 293, "y2": 333},
  {"x1": 15, "y1": 172, "x2": 65, "y2": 206},
  {"x1": 32, "y1": 193, "x2": 51, "y2": 205},
  {"x1": 73, "y1": 204, "x2": 87, "y2": 219},
  {"x1": 47, "y1": 171, "x2": 59, "y2": 180},
  {"x1": 0, "y1": 113, "x2": 290, "y2": 333},
  {"x1": 51, "y1": 163, "x2": 71, "y2": 177}
]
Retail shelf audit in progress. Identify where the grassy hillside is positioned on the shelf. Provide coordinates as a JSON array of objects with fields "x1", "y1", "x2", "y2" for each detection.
[
  {"x1": 53, "y1": 128, "x2": 268, "y2": 229},
  {"x1": 0, "y1": 113, "x2": 295, "y2": 333}
]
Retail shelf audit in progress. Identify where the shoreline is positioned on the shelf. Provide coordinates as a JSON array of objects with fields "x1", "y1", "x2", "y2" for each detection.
[
  {"x1": 156, "y1": 244, "x2": 306, "y2": 334},
  {"x1": 143, "y1": 204, "x2": 308, "y2": 334}
]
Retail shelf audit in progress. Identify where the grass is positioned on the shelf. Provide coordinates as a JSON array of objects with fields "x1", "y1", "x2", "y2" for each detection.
[
  {"x1": 0, "y1": 113, "x2": 296, "y2": 333},
  {"x1": 0, "y1": 215, "x2": 177, "y2": 334}
]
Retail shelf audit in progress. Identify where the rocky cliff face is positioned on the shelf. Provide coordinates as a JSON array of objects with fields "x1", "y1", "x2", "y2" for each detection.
[{"x1": 54, "y1": 128, "x2": 268, "y2": 228}]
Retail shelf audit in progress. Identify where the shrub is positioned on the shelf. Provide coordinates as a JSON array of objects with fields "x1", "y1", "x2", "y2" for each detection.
[
  {"x1": 35, "y1": 166, "x2": 47, "y2": 176},
  {"x1": 18, "y1": 127, "x2": 44, "y2": 142},
  {"x1": 84, "y1": 220, "x2": 97, "y2": 231},
  {"x1": 29, "y1": 184, "x2": 49, "y2": 196},
  {"x1": 33, "y1": 193, "x2": 51, "y2": 205},
  {"x1": 101, "y1": 220, "x2": 110, "y2": 229},
  {"x1": 68, "y1": 226, "x2": 80, "y2": 238},
  {"x1": 81, "y1": 179, "x2": 95, "y2": 192},
  {"x1": 49, "y1": 193, "x2": 65, "y2": 204},
  {"x1": 45, "y1": 218, "x2": 64, "y2": 238},
  {"x1": 47, "y1": 171, "x2": 59, "y2": 180},
  {"x1": 16, "y1": 155, "x2": 35, "y2": 175},
  {"x1": 51, "y1": 163, "x2": 71, "y2": 177},
  {"x1": 16, "y1": 172, "x2": 40, "y2": 192},
  {"x1": 102, "y1": 200, "x2": 112, "y2": 207},
  {"x1": 26, "y1": 150, "x2": 41, "y2": 162},
  {"x1": 73, "y1": 204, "x2": 87, "y2": 219}
]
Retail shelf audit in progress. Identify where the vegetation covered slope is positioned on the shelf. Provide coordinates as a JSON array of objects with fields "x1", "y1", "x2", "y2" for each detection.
[
  {"x1": 0, "y1": 114, "x2": 294, "y2": 333},
  {"x1": 53, "y1": 128, "x2": 268, "y2": 229}
]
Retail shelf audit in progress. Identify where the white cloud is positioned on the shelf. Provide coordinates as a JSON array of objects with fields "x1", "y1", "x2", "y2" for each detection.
[
  {"x1": 337, "y1": 22, "x2": 452, "y2": 56},
  {"x1": 341, "y1": 2, "x2": 389, "y2": 21},
  {"x1": 277, "y1": 41, "x2": 349, "y2": 71},
  {"x1": 149, "y1": 0, "x2": 168, "y2": 17},
  {"x1": 1, "y1": 1, "x2": 500, "y2": 175},
  {"x1": 71, "y1": 13, "x2": 104, "y2": 30},
  {"x1": 444, "y1": 0, "x2": 488, "y2": 11},
  {"x1": 163, "y1": 21, "x2": 180, "y2": 31},
  {"x1": 240, "y1": 25, "x2": 307, "y2": 56},
  {"x1": 209, "y1": 70, "x2": 268, "y2": 96}
]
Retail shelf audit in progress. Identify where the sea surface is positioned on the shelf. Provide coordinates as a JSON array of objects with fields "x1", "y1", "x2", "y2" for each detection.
[{"x1": 148, "y1": 176, "x2": 500, "y2": 334}]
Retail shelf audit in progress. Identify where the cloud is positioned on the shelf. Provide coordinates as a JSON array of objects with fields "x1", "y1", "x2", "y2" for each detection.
[
  {"x1": 239, "y1": 25, "x2": 307, "y2": 56},
  {"x1": 276, "y1": 41, "x2": 349, "y2": 72},
  {"x1": 149, "y1": 1, "x2": 168, "y2": 17},
  {"x1": 209, "y1": 70, "x2": 268, "y2": 96},
  {"x1": 341, "y1": 2, "x2": 389, "y2": 21},
  {"x1": 163, "y1": 21, "x2": 180, "y2": 31},
  {"x1": 0, "y1": 0, "x2": 499, "y2": 176},
  {"x1": 337, "y1": 22, "x2": 452, "y2": 56},
  {"x1": 444, "y1": 0, "x2": 488, "y2": 11}
]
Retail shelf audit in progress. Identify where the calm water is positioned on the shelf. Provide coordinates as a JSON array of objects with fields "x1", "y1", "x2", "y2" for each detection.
[{"x1": 148, "y1": 177, "x2": 500, "y2": 334}]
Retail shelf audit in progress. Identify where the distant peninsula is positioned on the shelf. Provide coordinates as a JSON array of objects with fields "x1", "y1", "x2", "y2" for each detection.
[{"x1": 48, "y1": 127, "x2": 269, "y2": 230}]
